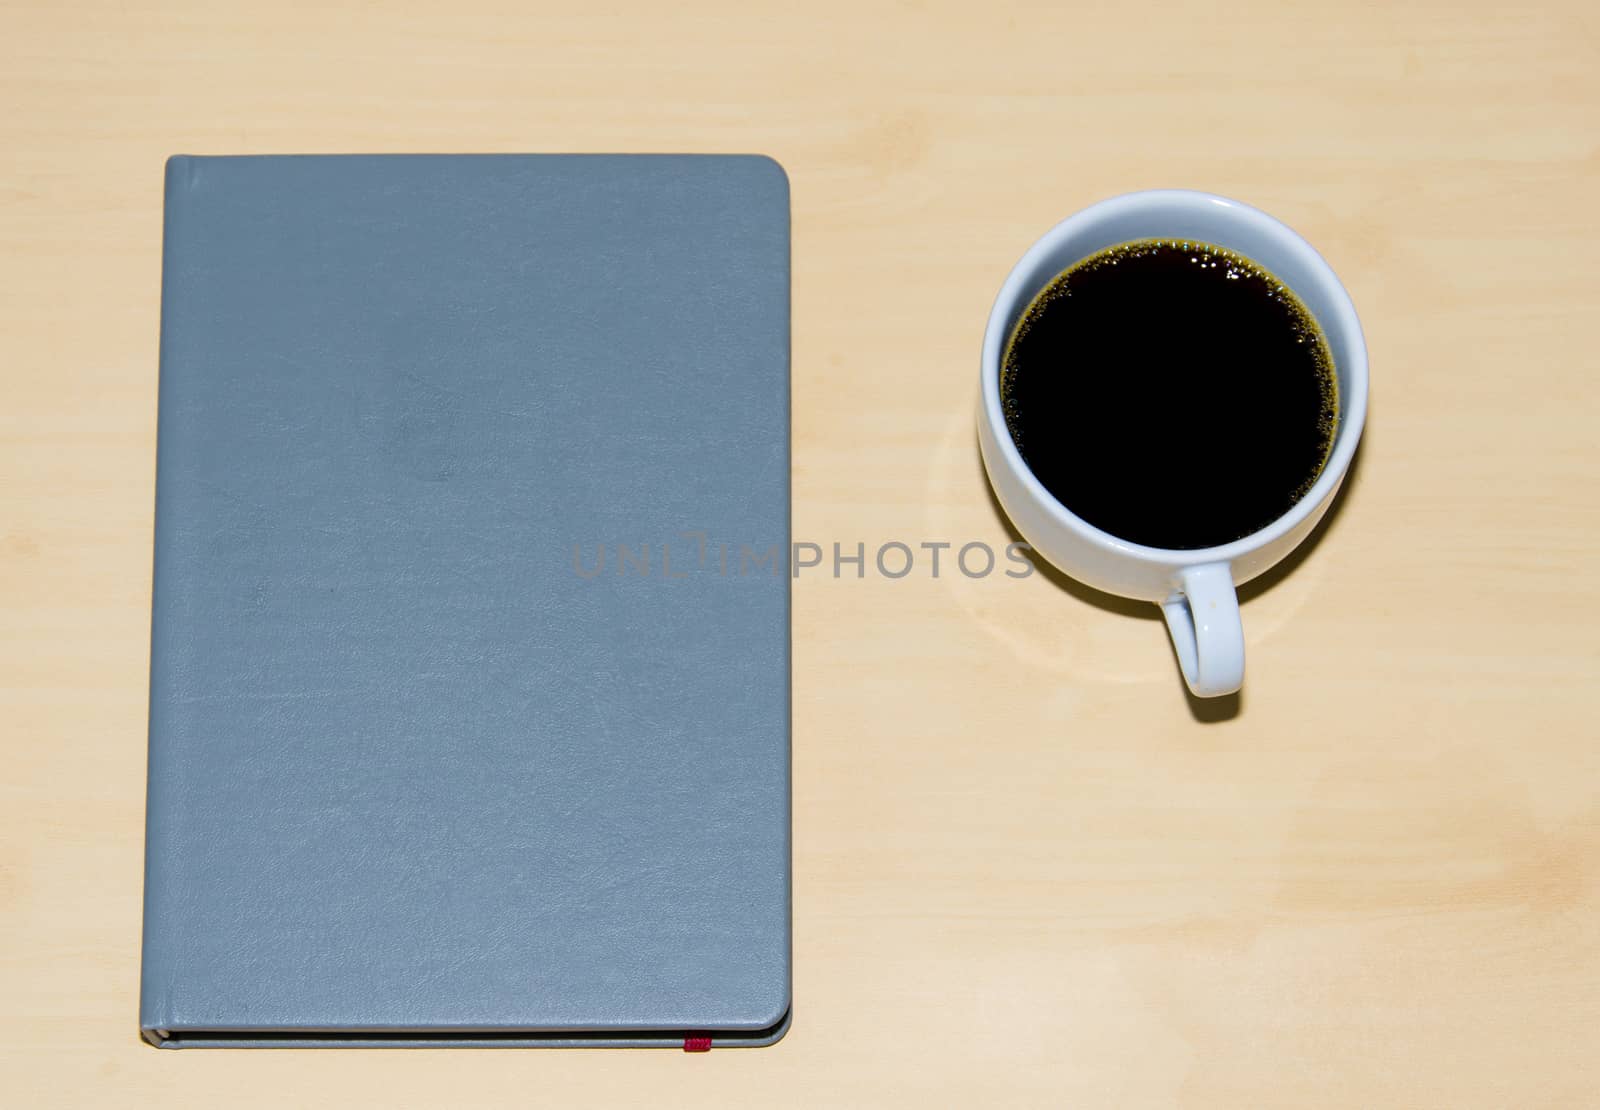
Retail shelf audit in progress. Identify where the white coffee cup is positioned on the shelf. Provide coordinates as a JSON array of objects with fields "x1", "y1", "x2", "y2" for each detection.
[{"x1": 978, "y1": 190, "x2": 1368, "y2": 698}]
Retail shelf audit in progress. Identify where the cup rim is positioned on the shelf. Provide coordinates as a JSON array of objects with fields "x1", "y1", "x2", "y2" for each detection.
[{"x1": 980, "y1": 189, "x2": 1369, "y2": 567}]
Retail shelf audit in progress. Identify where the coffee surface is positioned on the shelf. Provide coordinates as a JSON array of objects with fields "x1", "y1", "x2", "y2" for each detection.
[{"x1": 1001, "y1": 239, "x2": 1338, "y2": 550}]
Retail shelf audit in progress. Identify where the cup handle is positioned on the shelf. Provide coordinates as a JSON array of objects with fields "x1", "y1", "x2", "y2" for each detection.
[{"x1": 1160, "y1": 562, "x2": 1245, "y2": 698}]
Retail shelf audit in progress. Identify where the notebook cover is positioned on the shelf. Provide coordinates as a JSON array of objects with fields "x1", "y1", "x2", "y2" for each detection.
[{"x1": 140, "y1": 154, "x2": 791, "y2": 1048}]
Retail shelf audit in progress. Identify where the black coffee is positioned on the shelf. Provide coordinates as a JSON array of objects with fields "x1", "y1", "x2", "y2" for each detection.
[{"x1": 1000, "y1": 239, "x2": 1337, "y2": 550}]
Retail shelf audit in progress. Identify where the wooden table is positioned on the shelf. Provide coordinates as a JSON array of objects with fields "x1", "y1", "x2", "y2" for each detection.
[{"x1": 4, "y1": 1, "x2": 1596, "y2": 1104}]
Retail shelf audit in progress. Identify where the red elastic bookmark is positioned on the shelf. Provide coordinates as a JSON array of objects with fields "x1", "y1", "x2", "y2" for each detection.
[{"x1": 683, "y1": 1036, "x2": 713, "y2": 1053}]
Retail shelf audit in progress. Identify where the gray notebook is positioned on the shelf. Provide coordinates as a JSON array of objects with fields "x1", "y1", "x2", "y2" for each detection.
[{"x1": 140, "y1": 154, "x2": 791, "y2": 1048}]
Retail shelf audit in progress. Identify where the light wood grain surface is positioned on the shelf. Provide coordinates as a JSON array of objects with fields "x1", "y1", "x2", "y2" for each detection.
[{"x1": 3, "y1": 0, "x2": 1597, "y2": 1105}]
